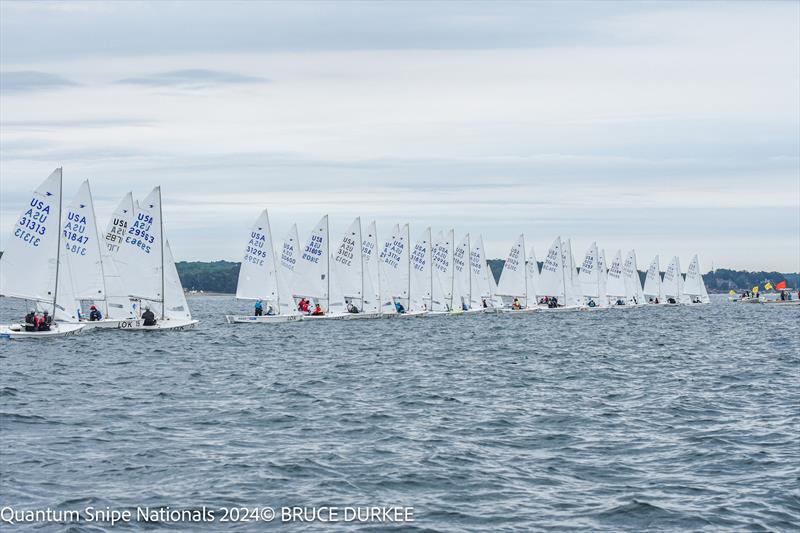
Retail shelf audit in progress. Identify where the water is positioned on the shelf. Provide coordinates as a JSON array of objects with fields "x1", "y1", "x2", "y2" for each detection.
[{"x1": 1, "y1": 295, "x2": 798, "y2": 531}]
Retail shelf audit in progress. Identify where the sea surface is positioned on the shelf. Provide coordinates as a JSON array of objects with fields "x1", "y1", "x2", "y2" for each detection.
[{"x1": 0, "y1": 295, "x2": 798, "y2": 532}]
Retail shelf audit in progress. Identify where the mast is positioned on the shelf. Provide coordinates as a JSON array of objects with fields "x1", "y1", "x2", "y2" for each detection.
[
  {"x1": 268, "y1": 210, "x2": 281, "y2": 313},
  {"x1": 158, "y1": 186, "x2": 165, "y2": 320},
  {"x1": 467, "y1": 233, "x2": 472, "y2": 309},
  {"x1": 53, "y1": 167, "x2": 63, "y2": 316},
  {"x1": 428, "y1": 227, "x2": 432, "y2": 311},
  {"x1": 522, "y1": 234, "x2": 528, "y2": 308},
  {"x1": 87, "y1": 181, "x2": 109, "y2": 317},
  {"x1": 326, "y1": 216, "x2": 330, "y2": 313},
  {"x1": 406, "y1": 224, "x2": 411, "y2": 311},
  {"x1": 358, "y1": 217, "x2": 364, "y2": 312}
]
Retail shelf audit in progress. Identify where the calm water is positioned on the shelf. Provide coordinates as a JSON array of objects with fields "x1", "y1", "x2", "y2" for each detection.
[{"x1": 1, "y1": 295, "x2": 798, "y2": 532}]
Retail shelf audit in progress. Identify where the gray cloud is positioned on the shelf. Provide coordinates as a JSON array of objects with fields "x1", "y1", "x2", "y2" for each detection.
[
  {"x1": 0, "y1": 70, "x2": 77, "y2": 93},
  {"x1": 116, "y1": 69, "x2": 268, "y2": 88}
]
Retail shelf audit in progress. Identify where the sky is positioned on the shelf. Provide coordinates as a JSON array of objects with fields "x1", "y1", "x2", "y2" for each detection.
[{"x1": 1, "y1": 0, "x2": 798, "y2": 272}]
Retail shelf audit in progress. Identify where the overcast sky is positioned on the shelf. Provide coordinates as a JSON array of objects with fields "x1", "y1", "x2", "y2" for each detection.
[{"x1": 1, "y1": 1, "x2": 798, "y2": 271}]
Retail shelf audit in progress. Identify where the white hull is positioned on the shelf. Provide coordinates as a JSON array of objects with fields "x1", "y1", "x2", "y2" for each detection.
[
  {"x1": 0, "y1": 322, "x2": 86, "y2": 339},
  {"x1": 760, "y1": 300, "x2": 800, "y2": 306},
  {"x1": 341, "y1": 312, "x2": 384, "y2": 320},
  {"x1": 118, "y1": 319, "x2": 199, "y2": 331},
  {"x1": 539, "y1": 306, "x2": 580, "y2": 313},
  {"x1": 393, "y1": 310, "x2": 429, "y2": 318},
  {"x1": 80, "y1": 318, "x2": 143, "y2": 329},
  {"x1": 498, "y1": 307, "x2": 540, "y2": 314},
  {"x1": 225, "y1": 314, "x2": 301, "y2": 324},
  {"x1": 301, "y1": 313, "x2": 352, "y2": 321}
]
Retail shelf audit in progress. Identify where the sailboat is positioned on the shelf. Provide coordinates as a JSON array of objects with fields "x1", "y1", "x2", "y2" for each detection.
[
  {"x1": 389, "y1": 223, "x2": 426, "y2": 318},
  {"x1": 643, "y1": 255, "x2": 666, "y2": 304},
  {"x1": 606, "y1": 249, "x2": 631, "y2": 308},
  {"x1": 662, "y1": 256, "x2": 683, "y2": 305},
  {"x1": 452, "y1": 233, "x2": 482, "y2": 314},
  {"x1": 112, "y1": 186, "x2": 198, "y2": 330},
  {"x1": 471, "y1": 235, "x2": 496, "y2": 312},
  {"x1": 357, "y1": 221, "x2": 383, "y2": 318},
  {"x1": 294, "y1": 215, "x2": 341, "y2": 320},
  {"x1": 682, "y1": 254, "x2": 710, "y2": 304},
  {"x1": 0, "y1": 169, "x2": 86, "y2": 338},
  {"x1": 538, "y1": 237, "x2": 578, "y2": 311},
  {"x1": 496, "y1": 234, "x2": 539, "y2": 313},
  {"x1": 622, "y1": 250, "x2": 646, "y2": 306},
  {"x1": 577, "y1": 242, "x2": 606, "y2": 310},
  {"x1": 428, "y1": 230, "x2": 455, "y2": 315},
  {"x1": 409, "y1": 227, "x2": 439, "y2": 315},
  {"x1": 49, "y1": 181, "x2": 139, "y2": 329},
  {"x1": 226, "y1": 210, "x2": 301, "y2": 323},
  {"x1": 332, "y1": 217, "x2": 379, "y2": 319}
]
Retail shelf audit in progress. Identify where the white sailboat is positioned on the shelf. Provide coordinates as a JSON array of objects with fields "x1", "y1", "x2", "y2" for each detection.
[
  {"x1": 102, "y1": 192, "x2": 140, "y2": 321},
  {"x1": 597, "y1": 249, "x2": 609, "y2": 307},
  {"x1": 538, "y1": 237, "x2": 577, "y2": 311},
  {"x1": 429, "y1": 230, "x2": 455, "y2": 315},
  {"x1": 452, "y1": 233, "x2": 481, "y2": 314},
  {"x1": 606, "y1": 249, "x2": 630, "y2": 308},
  {"x1": 682, "y1": 254, "x2": 710, "y2": 304},
  {"x1": 294, "y1": 215, "x2": 338, "y2": 320},
  {"x1": 331, "y1": 217, "x2": 373, "y2": 319},
  {"x1": 623, "y1": 250, "x2": 646, "y2": 306},
  {"x1": 409, "y1": 227, "x2": 435, "y2": 315},
  {"x1": 643, "y1": 255, "x2": 666, "y2": 304},
  {"x1": 662, "y1": 256, "x2": 683, "y2": 304},
  {"x1": 53, "y1": 181, "x2": 140, "y2": 329},
  {"x1": 496, "y1": 234, "x2": 537, "y2": 313},
  {"x1": 471, "y1": 235, "x2": 495, "y2": 312},
  {"x1": 358, "y1": 221, "x2": 383, "y2": 318},
  {"x1": 226, "y1": 210, "x2": 301, "y2": 323},
  {"x1": 561, "y1": 238, "x2": 583, "y2": 308},
  {"x1": 578, "y1": 242, "x2": 606, "y2": 309},
  {"x1": 113, "y1": 187, "x2": 198, "y2": 330},
  {"x1": 0, "y1": 169, "x2": 86, "y2": 338}
]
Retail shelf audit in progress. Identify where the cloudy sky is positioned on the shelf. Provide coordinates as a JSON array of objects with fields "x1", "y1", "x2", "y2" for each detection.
[{"x1": 1, "y1": 1, "x2": 798, "y2": 271}]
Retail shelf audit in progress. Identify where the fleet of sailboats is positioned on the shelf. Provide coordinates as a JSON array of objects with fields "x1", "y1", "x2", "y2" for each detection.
[
  {"x1": 223, "y1": 213, "x2": 713, "y2": 323},
  {"x1": 1, "y1": 169, "x2": 196, "y2": 338},
  {"x1": 0, "y1": 170, "x2": 717, "y2": 337}
]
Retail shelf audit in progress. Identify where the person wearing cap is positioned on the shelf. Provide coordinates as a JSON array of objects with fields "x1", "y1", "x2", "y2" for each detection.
[
  {"x1": 310, "y1": 303, "x2": 324, "y2": 316},
  {"x1": 38, "y1": 310, "x2": 52, "y2": 331},
  {"x1": 142, "y1": 306, "x2": 157, "y2": 326},
  {"x1": 89, "y1": 305, "x2": 103, "y2": 321},
  {"x1": 24, "y1": 310, "x2": 37, "y2": 332}
]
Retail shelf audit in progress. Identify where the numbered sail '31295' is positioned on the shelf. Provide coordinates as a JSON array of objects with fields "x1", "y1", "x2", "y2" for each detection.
[{"x1": 236, "y1": 209, "x2": 280, "y2": 304}]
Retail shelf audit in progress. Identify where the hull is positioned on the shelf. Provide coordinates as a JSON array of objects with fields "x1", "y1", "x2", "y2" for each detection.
[
  {"x1": 301, "y1": 313, "x2": 351, "y2": 321},
  {"x1": 81, "y1": 318, "x2": 143, "y2": 329},
  {"x1": 761, "y1": 300, "x2": 800, "y2": 306},
  {"x1": 225, "y1": 314, "x2": 301, "y2": 324},
  {"x1": 539, "y1": 306, "x2": 580, "y2": 313},
  {"x1": 340, "y1": 312, "x2": 383, "y2": 320},
  {"x1": 0, "y1": 322, "x2": 86, "y2": 339},
  {"x1": 393, "y1": 310, "x2": 428, "y2": 318},
  {"x1": 498, "y1": 307, "x2": 540, "y2": 314},
  {"x1": 118, "y1": 319, "x2": 199, "y2": 331}
]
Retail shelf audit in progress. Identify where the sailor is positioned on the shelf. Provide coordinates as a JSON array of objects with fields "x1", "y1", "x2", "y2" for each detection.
[
  {"x1": 587, "y1": 298, "x2": 596, "y2": 308},
  {"x1": 461, "y1": 301, "x2": 468, "y2": 311},
  {"x1": 265, "y1": 305, "x2": 275, "y2": 316},
  {"x1": 667, "y1": 297, "x2": 676, "y2": 304},
  {"x1": 24, "y1": 310, "x2": 37, "y2": 332},
  {"x1": 89, "y1": 305, "x2": 103, "y2": 321},
  {"x1": 301, "y1": 299, "x2": 310, "y2": 313},
  {"x1": 38, "y1": 310, "x2": 52, "y2": 331},
  {"x1": 142, "y1": 306, "x2": 157, "y2": 326},
  {"x1": 482, "y1": 298, "x2": 488, "y2": 308},
  {"x1": 512, "y1": 298, "x2": 522, "y2": 310},
  {"x1": 654, "y1": 297, "x2": 660, "y2": 304},
  {"x1": 347, "y1": 302, "x2": 359, "y2": 314},
  {"x1": 395, "y1": 301, "x2": 406, "y2": 314},
  {"x1": 254, "y1": 299, "x2": 263, "y2": 316},
  {"x1": 311, "y1": 303, "x2": 324, "y2": 316}
]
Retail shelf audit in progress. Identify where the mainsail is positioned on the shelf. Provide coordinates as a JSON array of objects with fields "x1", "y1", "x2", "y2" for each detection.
[
  {"x1": 294, "y1": 215, "x2": 329, "y2": 309},
  {"x1": 410, "y1": 227, "x2": 432, "y2": 311},
  {"x1": 235, "y1": 209, "x2": 279, "y2": 305},
  {"x1": 643, "y1": 255, "x2": 664, "y2": 301},
  {"x1": 0, "y1": 168, "x2": 63, "y2": 307},
  {"x1": 683, "y1": 254, "x2": 710, "y2": 303},
  {"x1": 662, "y1": 256, "x2": 682, "y2": 301},
  {"x1": 102, "y1": 192, "x2": 136, "y2": 318},
  {"x1": 278, "y1": 224, "x2": 301, "y2": 315},
  {"x1": 606, "y1": 249, "x2": 626, "y2": 301},
  {"x1": 623, "y1": 250, "x2": 645, "y2": 305},
  {"x1": 539, "y1": 237, "x2": 565, "y2": 300},
  {"x1": 361, "y1": 221, "x2": 381, "y2": 313}
]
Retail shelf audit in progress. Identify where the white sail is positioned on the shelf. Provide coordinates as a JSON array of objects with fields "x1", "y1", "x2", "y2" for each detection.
[
  {"x1": 683, "y1": 254, "x2": 709, "y2": 303},
  {"x1": 1, "y1": 168, "x2": 63, "y2": 306},
  {"x1": 453, "y1": 234, "x2": 472, "y2": 310},
  {"x1": 526, "y1": 246, "x2": 542, "y2": 306},
  {"x1": 497, "y1": 234, "x2": 526, "y2": 303},
  {"x1": 277, "y1": 224, "x2": 301, "y2": 315},
  {"x1": 102, "y1": 192, "x2": 136, "y2": 318},
  {"x1": 471, "y1": 235, "x2": 491, "y2": 308},
  {"x1": 294, "y1": 215, "x2": 329, "y2": 307},
  {"x1": 235, "y1": 209, "x2": 279, "y2": 304},
  {"x1": 562, "y1": 238, "x2": 581, "y2": 306},
  {"x1": 61, "y1": 180, "x2": 105, "y2": 302},
  {"x1": 432, "y1": 229, "x2": 454, "y2": 308},
  {"x1": 379, "y1": 224, "x2": 408, "y2": 313},
  {"x1": 114, "y1": 187, "x2": 164, "y2": 315},
  {"x1": 163, "y1": 240, "x2": 191, "y2": 320},
  {"x1": 606, "y1": 249, "x2": 626, "y2": 300},
  {"x1": 332, "y1": 217, "x2": 363, "y2": 302},
  {"x1": 539, "y1": 237, "x2": 565, "y2": 299},
  {"x1": 361, "y1": 221, "x2": 381, "y2": 313},
  {"x1": 662, "y1": 256, "x2": 682, "y2": 300},
  {"x1": 643, "y1": 255, "x2": 664, "y2": 301},
  {"x1": 597, "y1": 249, "x2": 609, "y2": 306},
  {"x1": 410, "y1": 227, "x2": 432, "y2": 311},
  {"x1": 578, "y1": 242, "x2": 601, "y2": 299},
  {"x1": 623, "y1": 249, "x2": 645, "y2": 305}
]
